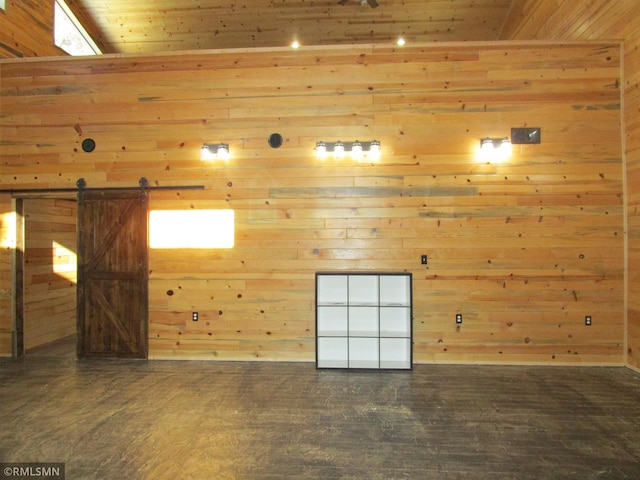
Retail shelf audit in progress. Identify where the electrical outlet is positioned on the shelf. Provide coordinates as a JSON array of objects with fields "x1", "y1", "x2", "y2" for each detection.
[
  {"x1": 192, "y1": 312, "x2": 199, "y2": 321},
  {"x1": 456, "y1": 314, "x2": 462, "y2": 324},
  {"x1": 585, "y1": 315, "x2": 592, "y2": 326},
  {"x1": 421, "y1": 255, "x2": 428, "y2": 265}
]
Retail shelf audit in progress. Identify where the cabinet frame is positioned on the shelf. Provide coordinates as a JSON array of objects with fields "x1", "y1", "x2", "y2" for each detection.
[{"x1": 315, "y1": 272, "x2": 413, "y2": 370}]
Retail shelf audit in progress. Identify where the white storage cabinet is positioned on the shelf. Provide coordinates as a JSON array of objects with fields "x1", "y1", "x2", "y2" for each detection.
[{"x1": 316, "y1": 272, "x2": 412, "y2": 369}]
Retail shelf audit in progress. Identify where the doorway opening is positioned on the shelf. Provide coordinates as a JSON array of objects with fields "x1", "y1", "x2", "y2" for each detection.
[
  {"x1": 14, "y1": 195, "x2": 78, "y2": 358},
  {"x1": 13, "y1": 189, "x2": 150, "y2": 359}
]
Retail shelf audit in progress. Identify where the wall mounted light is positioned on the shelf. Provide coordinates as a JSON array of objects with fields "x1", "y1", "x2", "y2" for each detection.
[
  {"x1": 368, "y1": 140, "x2": 381, "y2": 161},
  {"x1": 315, "y1": 141, "x2": 327, "y2": 160},
  {"x1": 315, "y1": 140, "x2": 381, "y2": 162},
  {"x1": 479, "y1": 137, "x2": 511, "y2": 161},
  {"x1": 351, "y1": 141, "x2": 363, "y2": 161},
  {"x1": 201, "y1": 143, "x2": 230, "y2": 161}
]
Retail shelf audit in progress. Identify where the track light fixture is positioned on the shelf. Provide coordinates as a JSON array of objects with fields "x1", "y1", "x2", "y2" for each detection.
[
  {"x1": 315, "y1": 140, "x2": 381, "y2": 161},
  {"x1": 201, "y1": 143, "x2": 230, "y2": 161}
]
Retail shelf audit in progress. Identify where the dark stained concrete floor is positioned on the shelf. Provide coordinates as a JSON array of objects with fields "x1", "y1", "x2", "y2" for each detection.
[{"x1": 1, "y1": 338, "x2": 640, "y2": 479}]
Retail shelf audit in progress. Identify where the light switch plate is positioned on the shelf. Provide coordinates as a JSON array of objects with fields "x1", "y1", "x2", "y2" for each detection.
[{"x1": 511, "y1": 127, "x2": 541, "y2": 144}]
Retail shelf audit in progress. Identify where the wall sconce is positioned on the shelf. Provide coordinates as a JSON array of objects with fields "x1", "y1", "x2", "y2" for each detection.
[
  {"x1": 315, "y1": 140, "x2": 381, "y2": 161},
  {"x1": 201, "y1": 143, "x2": 230, "y2": 161},
  {"x1": 479, "y1": 137, "x2": 511, "y2": 161},
  {"x1": 351, "y1": 141, "x2": 363, "y2": 161}
]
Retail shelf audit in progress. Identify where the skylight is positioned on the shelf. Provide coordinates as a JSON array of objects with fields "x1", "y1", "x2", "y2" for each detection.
[{"x1": 54, "y1": 0, "x2": 101, "y2": 55}]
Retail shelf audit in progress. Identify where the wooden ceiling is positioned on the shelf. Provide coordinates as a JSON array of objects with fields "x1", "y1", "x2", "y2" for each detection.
[{"x1": 65, "y1": 0, "x2": 515, "y2": 54}]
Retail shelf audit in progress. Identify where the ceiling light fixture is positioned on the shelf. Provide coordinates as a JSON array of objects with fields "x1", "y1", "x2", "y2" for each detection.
[
  {"x1": 397, "y1": 37, "x2": 406, "y2": 46},
  {"x1": 291, "y1": 40, "x2": 300, "y2": 49}
]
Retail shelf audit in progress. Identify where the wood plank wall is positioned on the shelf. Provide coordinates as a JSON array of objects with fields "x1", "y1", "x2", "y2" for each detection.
[
  {"x1": 0, "y1": 41, "x2": 624, "y2": 364},
  {"x1": 0, "y1": 0, "x2": 66, "y2": 58},
  {"x1": 0, "y1": 200, "x2": 14, "y2": 355},
  {"x1": 23, "y1": 198, "x2": 77, "y2": 350},
  {"x1": 501, "y1": 0, "x2": 640, "y2": 370},
  {"x1": 0, "y1": 0, "x2": 64, "y2": 356}
]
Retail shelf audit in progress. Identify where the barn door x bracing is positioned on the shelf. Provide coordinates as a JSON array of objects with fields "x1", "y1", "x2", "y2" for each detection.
[{"x1": 77, "y1": 190, "x2": 148, "y2": 358}]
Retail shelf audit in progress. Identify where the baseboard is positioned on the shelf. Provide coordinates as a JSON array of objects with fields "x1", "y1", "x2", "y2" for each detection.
[
  {"x1": 148, "y1": 354, "x2": 315, "y2": 362},
  {"x1": 626, "y1": 363, "x2": 640, "y2": 374},
  {"x1": 413, "y1": 360, "x2": 627, "y2": 367}
]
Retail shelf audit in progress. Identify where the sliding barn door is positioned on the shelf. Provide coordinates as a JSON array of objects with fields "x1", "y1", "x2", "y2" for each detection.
[{"x1": 77, "y1": 190, "x2": 148, "y2": 358}]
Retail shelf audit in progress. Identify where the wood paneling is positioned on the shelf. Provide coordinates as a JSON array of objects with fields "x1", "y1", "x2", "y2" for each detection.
[
  {"x1": 0, "y1": 197, "x2": 15, "y2": 357},
  {"x1": 0, "y1": 41, "x2": 623, "y2": 364},
  {"x1": 500, "y1": 1, "x2": 640, "y2": 42},
  {"x1": 500, "y1": 0, "x2": 640, "y2": 370},
  {"x1": 23, "y1": 198, "x2": 77, "y2": 351},
  {"x1": 64, "y1": 0, "x2": 513, "y2": 54},
  {"x1": 0, "y1": 0, "x2": 66, "y2": 58}
]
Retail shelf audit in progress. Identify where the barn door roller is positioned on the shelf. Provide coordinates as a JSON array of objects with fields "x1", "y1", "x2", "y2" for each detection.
[{"x1": 139, "y1": 177, "x2": 149, "y2": 203}]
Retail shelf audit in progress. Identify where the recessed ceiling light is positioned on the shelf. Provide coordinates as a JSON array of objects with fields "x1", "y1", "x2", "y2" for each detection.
[
  {"x1": 291, "y1": 40, "x2": 300, "y2": 49},
  {"x1": 397, "y1": 37, "x2": 406, "y2": 46}
]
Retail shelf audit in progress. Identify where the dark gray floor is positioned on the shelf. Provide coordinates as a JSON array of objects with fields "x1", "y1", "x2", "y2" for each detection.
[{"x1": 1, "y1": 338, "x2": 640, "y2": 479}]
